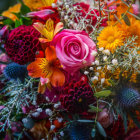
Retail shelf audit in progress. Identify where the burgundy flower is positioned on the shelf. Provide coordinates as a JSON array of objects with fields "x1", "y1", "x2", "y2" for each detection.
[
  {"x1": 105, "y1": 116, "x2": 125, "y2": 140},
  {"x1": 5, "y1": 25, "x2": 41, "y2": 65},
  {"x1": 60, "y1": 80, "x2": 95, "y2": 113},
  {"x1": 125, "y1": 128, "x2": 140, "y2": 140},
  {"x1": 73, "y1": 2, "x2": 107, "y2": 32}
]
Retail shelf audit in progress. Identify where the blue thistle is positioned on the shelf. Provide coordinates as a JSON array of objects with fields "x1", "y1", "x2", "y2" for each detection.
[
  {"x1": 3, "y1": 62, "x2": 27, "y2": 82},
  {"x1": 68, "y1": 122, "x2": 92, "y2": 140},
  {"x1": 116, "y1": 87, "x2": 140, "y2": 108}
]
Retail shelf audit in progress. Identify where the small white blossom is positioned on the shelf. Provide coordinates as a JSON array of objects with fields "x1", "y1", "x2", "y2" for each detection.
[
  {"x1": 107, "y1": 65, "x2": 112, "y2": 70},
  {"x1": 91, "y1": 76, "x2": 98, "y2": 82},
  {"x1": 64, "y1": 15, "x2": 68, "y2": 20},
  {"x1": 37, "y1": 108, "x2": 43, "y2": 113},
  {"x1": 95, "y1": 60, "x2": 99, "y2": 65},
  {"x1": 101, "y1": 78, "x2": 105, "y2": 84},
  {"x1": 89, "y1": 67, "x2": 93, "y2": 70},
  {"x1": 97, "y1": 66, "x2": 101, "y2": 70},
  {"x1": 52, "y1": 3, "x2": 56, "y2": 8},
  {"x1": 32, "y1": 112, "x2": 40, "y2": 117},
  {"x1": 112, "y1": 59, "x2": 118, "y2": 65},
  {"x1": 46, "y1": 97, "x2": 50, "y2": 102},
  {"x1": 60, "y1": 131, "x2": 64, "y2": 136},
  {"x1": 99, "y1": 47, "x2": 104, "y2": 51},
  {"x1": 54, "y1": 104, "x2": 60, "y2": 109},
  {"x1": 84, "y1": 71, "x2": 89, "y2": 75},
  {"x1": 103, "y1": 56, "x2": 108, "y2": 61},
  {"x1": 57, "y1": 117, "x2": 63, "y2": 123},
  {"x1": 95, "y1": 72, "x2": 99, "y2": 76},
  {"x1": 45, "y1": 109, "x2": 53, "y2": 116},
  {"x1": 50, "y1": 125, "x2": 56, "y2": 130},
  {"x1": 103, "y1": 49, "x2": 110, "y2": 55},
  {"x1": 91, "y1": 50, "x2": 98, "y2": 56}
]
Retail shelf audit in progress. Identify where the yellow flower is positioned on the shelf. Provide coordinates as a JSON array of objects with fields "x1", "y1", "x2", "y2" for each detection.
[
  {"x1": 97, "y1": 26, "x2": 124, "y2": 53},
  {"x1": 2, "y1": 3, "x2": 21, "y2": 21},
  {"x1": 23, "y1": 0, "x2": 44, "y2": 11},
  {"x1": 33, "y1": 19, "x2": 63, "y2": 43},
  {"x1": 23, "y1": 0, "x2": 57, "y2": 11}
]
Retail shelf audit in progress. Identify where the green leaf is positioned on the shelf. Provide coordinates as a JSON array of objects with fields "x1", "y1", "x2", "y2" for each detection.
[
  {"x1": 88, "y1": 105, "x2": 102, "y2": 113},
  {"x1": 91, "y1": 128, "x2": 96, "y2": 138},
  {"x1": 122, "y1": 112, "x2": 127, "y2": 133},
  {"x1": 3, "y1": 18, "x2": 14, "y2": 25},
  {"x1": 97, "y1": 122, "x2": 107, "y2": 137},
  {"x1": 121, "y1": 13, "x2": 131, "y2": 26},
  {"x1": 94, "y1": 90, "x2": 111, "y2": 98},
  {"x1": 15, "y1": 19, "x2": 23, "y2": 28},
  {"x1": 18, "y1": 0, "x2": 31, "y2": 15}
]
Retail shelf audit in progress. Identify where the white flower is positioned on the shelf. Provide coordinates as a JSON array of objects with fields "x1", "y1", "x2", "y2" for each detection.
[
  {"x1": 54, "y1": 104, "x2": 60, "y2": 109},
  {"x1": 60, "y1": 131, "x2": 64, "y2": 136},
  {"x1": 107, "y1": 65, "x2": 112, "y2": 70},
  {"x1": 99, "y1": 47, "x2": 104, "y2": 51},
  {"x1": 52, "y1": 3, "x2": 56, "y2": 8},
  {"x1": 103, "y1": 56, "x2": 108, "y2": 61},
  {"x1": 103, "y1": 49, "x2": 110, "y2": 55},
  {"x1": 45, "y1": 109, "x2": 53, "y2": 116},
  {"x1": 89, "y1": 67, "x2": 93, "y2": 70},
  {"x1": 95, "y1": 72, "x2": 99, "y2": 76},
  {"x1": 50, "y1": 125, "x2": 56, "y2": 130},
  {"x1": 91, "y1": 50, "x2": 98, "y2": 56},
  {"x1": 97, "y1": 66, "x2": 101, "y2": 70},
  {"x1": 46, "y1": 97, "x2": 50, "y2": 102},
  {"x1": 95, "y1": 60, "x2": 99, "y2": 65},
  {"x1": 112, "y1": 59, "x2": 118, "y2": 65},
  {"x1": 84, "y1": 71, "x2": 89, "y2": 75},
  {"x1": 57, "y1": 117, "x2": 63, "y2": 123},
  {"x1": 37, "y1": 108, "x2": 43, "y2": 113},
  {"x1": 92, "y1": 62, "x2": 95, "y2": 65},
  {"x1": 32, "y1": 112, "x2": 40, "y2": 117},
  {"x1": 91, "y1": 76, "x2": 98, "y2": 81},
  {"x1": 64, "y1": 15, "x2": 68, "y2": 20},
  {"x1": 101, "y1": 78, "x2": 105, "y2": 84}
]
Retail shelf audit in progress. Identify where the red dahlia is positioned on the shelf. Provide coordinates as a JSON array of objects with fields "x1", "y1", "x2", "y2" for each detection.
[
  {"x1": 5, "y1": 25, "x2": 41, "y2": 65},
  {"x1": 60, "y1": 80, "x2": 95, "y2": 113}
]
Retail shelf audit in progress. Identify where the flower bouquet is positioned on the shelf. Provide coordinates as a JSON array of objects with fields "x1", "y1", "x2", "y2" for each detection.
[{"x1": 0, "y1": 0, "x2": 140, "y2": 139}]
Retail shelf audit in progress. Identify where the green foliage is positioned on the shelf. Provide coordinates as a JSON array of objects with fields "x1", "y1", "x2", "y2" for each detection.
[
  {"x1": 121, "y1": 13, "x2": 131, "y2": 26},
  {"x1": 91, "y1": 128, "x2": 96, "y2": 138},
  {"x1": 94, "y1": 90, "x2": 111, "y2": 98},
  {"x1": 88, "y1": 105, "x2": 102, "y2": 113}
]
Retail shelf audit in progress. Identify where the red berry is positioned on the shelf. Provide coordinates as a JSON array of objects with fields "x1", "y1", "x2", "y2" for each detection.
[{"x1": 36, "y1": 51, "x2": 45, "y2": 58}]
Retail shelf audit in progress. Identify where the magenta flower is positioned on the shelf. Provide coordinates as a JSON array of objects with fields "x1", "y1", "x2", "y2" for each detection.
[
  {"x1": 52, "y1": 29, "x2": 97, "y2": 73},
  {"x1": 0, "y1": 53, "x2": 9, "y2": 73}
]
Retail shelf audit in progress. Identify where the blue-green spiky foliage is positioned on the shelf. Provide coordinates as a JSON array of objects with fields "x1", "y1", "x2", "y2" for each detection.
[
  {"x1": 68, "y1": 122, "x2": 92, "y2": 140},
  {"x1": 4, "y1": 62, "x2": 28, "y2": 82},
  {"x1": 116, "y1": 87, "x2": 140, "y2": 109}
]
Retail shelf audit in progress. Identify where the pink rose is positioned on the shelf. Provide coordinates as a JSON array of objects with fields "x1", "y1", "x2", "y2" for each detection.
[{"x1": 52, "y1": 29, "x2": 97, "y2": 73}]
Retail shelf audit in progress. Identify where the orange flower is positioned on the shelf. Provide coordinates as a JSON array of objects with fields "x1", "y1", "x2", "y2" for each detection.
[
  {"x1": 2, "y1": 3, "x2": 21, "y2": 21},
  {"x1": 27, "y1": 46, "x2": 65, "y2": 87}
]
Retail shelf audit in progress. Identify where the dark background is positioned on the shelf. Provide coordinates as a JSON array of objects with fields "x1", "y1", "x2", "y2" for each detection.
[{"x1": 0, "y1": 0, "x2": 17, "y2": 13}]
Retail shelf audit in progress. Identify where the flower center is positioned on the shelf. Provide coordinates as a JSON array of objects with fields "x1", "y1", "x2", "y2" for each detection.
[{"x1": 107, "y1": 36, "x2": 115, "y2": 43}]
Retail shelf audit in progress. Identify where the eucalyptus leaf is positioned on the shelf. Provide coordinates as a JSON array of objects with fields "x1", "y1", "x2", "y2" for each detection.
[
  {"x1": 121, "y1": 13, "x2": 130, "y2": 26},
  {"x1": 91, "y1": 128, "x2": 96, "y2": 138},
  {"x1": 77, "y1": 120, "x2": 94, "y2": 123},
  {"x1": 88, "y1": 105, "x2": 102, "y2": 113},
  {"x1": 97, "y1": 122, "x2": 107, "y2": 137},
  {"x1": 94, "y1": 90, "x2": 111, "y2": 98}
]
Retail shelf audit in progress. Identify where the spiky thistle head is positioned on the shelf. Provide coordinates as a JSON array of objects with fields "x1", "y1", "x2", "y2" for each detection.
[
  {"x1": 68, "y1": 122, "x2": 92, "y2": 140},
  {"x1": 3, "y1": 62, "x2": 28, "y2": 82},
  {"x1": 115, "y1": 87, "x2": 140, "y2": 109}
]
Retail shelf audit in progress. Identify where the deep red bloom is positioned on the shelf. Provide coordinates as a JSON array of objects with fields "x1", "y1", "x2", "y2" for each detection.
[
  {"x1": 74, "y1": 2, "x2": 107, "y2": 32},
  {"x1": 60, "y1": 80, "x2": 95, "y2": 113},
  {"x1": 5, "y1": 25, "x2": 41, "y2": 65},
  {"x1": 105, "y1": 116, "x2": 125, "y2": 140}
]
